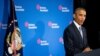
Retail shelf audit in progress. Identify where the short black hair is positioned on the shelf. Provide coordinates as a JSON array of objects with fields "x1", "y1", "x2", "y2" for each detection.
[{"x1": 74, "y1": 7, "x2": 86, "y2": 14}]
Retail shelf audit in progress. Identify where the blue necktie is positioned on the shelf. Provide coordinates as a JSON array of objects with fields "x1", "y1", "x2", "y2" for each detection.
[{"x1": 79, "y1": 27, "x2": 83, "y2": 39}]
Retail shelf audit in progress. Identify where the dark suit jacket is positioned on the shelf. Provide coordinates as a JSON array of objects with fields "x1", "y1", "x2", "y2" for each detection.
[{"x1": 63, "y1": 22, "x2": 89, "y2": 56}]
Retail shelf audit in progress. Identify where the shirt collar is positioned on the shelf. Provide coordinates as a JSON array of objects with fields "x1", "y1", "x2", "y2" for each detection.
[{"x1": 73, "y1": 20, "x2": 81, "y2": 30}]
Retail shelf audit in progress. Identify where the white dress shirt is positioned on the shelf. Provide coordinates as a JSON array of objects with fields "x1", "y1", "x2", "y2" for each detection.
[{"x1": 73, "y1": 21, "x2": 83, "y2": 38}]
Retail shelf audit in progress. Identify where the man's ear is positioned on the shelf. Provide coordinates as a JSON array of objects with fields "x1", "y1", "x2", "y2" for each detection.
[{"x1": 73, "y1": 14, "x2": 75, "y2": 19}]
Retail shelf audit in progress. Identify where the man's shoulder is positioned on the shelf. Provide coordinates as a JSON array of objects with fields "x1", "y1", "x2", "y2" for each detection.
[
  {"x1": 67, "y1": 22, "x2": 75, "y2": 29},
  {"x1": 64, "y1": 23, "x2": 74, "y2": 32}
]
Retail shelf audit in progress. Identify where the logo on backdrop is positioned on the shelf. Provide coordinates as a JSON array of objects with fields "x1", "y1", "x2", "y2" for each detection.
[
  {"x1": 69, "y1": 20, "x2": 72, "y2": 25},
  {"x1": 59, "y1": 37, "x2": 63, "y2": 44},
  {"x1": 36, "y1": 4, "x2": 48, "y2": 12},
  {"x1": 48, "y1": 21, "x2": 60, "y2": 29},
  {"x1": 25, "y1": 21, "x2": 37, "y2": 29},
  {"x1": 0, "y1": 22, "x2": 1, "y2": 28},
  {"x1": 37, "y1": 38, "x2": 49, "y2": 46},
  {"x1": 15, "y1": 5, "x2": 25, "y2": 12},
  {"x1": 24, "y1": 22, "x2": 37, "y2": 29},
  {"x1": 0, "y1": 22, "x2": 7, "y2": 29},
  {"x1": 58, "y1": 5, "x2": 70, "y2": 12},
  {"x1": 49, "y1": 54, "x2": 52, "y2": 56}
]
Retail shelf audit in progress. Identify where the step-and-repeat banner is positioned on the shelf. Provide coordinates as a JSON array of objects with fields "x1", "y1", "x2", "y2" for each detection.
[{"x1": 0, "y1": 0, "x2": 73, "y2": 56}]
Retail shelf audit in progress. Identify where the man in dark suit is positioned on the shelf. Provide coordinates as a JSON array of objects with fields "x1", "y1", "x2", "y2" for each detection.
[{"x1": 63, "y1": 7, "x2": 92, "y2": 56}]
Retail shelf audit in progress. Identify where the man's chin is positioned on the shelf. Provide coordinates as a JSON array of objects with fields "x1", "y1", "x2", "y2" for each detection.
[{"x1": 79, "y1": 23, "x2": 83, "y2": 25}]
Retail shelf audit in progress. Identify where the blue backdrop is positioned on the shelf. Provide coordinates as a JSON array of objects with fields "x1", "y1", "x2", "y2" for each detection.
[{"x1": 0, "y1": 0, "x2": 73, "y2": 56}]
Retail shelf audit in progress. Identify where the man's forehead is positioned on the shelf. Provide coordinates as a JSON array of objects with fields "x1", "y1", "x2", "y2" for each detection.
[{"x1": 75, "y1": 10, "x2": 86, "y2": 14}]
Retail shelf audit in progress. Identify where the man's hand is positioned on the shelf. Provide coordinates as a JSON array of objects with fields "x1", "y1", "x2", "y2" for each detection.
[{"x1": 83, "y1": 47, "x2": 92, "y2": 53}]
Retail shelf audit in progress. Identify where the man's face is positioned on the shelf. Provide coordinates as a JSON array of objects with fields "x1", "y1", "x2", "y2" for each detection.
[{"x1": 74, "y1": 9, "x2": 86, "y2": 25}]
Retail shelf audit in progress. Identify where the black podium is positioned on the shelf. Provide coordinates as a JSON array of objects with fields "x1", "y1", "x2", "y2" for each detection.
[{"x1": 74, "y1": 49, "x2": 100, "y2": 56}]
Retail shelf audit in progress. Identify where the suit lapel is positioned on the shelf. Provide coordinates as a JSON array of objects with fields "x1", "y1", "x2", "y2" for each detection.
[
  {"x1": 72, "y1": 23, "x2": 83, "y2": 40},
  {"x1": 82, "y1": 27, "x2": 87, "y2": 47},
  {"x1": 71, "y1": 23, "x2": 84, "y2": 47}
]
